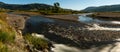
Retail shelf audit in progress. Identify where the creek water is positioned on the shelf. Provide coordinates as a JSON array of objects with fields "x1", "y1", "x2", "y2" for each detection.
[
  {"x1": 78, "y1": 14, "x2": 120, "y2": 31},
  {"x1": 78, "y1": 14, "x2": 120, "y2": 24}
]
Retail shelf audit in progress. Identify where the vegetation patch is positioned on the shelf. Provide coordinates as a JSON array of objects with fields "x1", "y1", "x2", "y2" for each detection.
[
  {"x1": 0, "y1": 31, "x2": 15, "y2": 43},
  {"x1": 0, "y1": 12, "x2": 16, "y2": 52},
  {"x1": 0, "y1": 42, "x2": 8, "y2": 52},
  {"x1": 24, "y1": 34, "x2": 49, "y2": 51}
]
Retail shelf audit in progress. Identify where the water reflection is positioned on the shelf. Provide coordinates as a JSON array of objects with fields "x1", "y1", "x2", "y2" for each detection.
[
  {"x1": 29, "y1": 16, "x2": 54, "y2": 23},
  {"x1": 78, "y1": 14, "x2": 120, "y2": 25}
]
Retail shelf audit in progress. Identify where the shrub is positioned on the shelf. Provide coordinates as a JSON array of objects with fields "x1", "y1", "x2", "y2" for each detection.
[{"x1": 0, "y1": 31, "x2": 15, "y2": 43}]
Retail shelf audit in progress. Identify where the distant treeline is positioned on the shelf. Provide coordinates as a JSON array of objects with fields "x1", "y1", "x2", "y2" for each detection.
[{"x1": 0, "y1": 2, "x2": 84, "y2": 15}]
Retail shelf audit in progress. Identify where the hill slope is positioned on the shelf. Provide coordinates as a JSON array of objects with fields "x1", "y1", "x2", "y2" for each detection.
[
  {"x1": 83, "y1": 4, "x2": 120, "y2": 12},
  {"x1": 0, "y1": 2, "x2": 53, "y2": 10},
  {"x1": 0, "y1": 2, "x2": 82, "y2": 14}
]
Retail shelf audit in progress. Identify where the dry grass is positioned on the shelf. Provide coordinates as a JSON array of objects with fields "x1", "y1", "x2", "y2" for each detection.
[
  {"x1": 0, "y1": 12, "x2": 7, "y2": 21},
  {"x1": 12, "y1": 11, "x2": 40, "y2": 16},
  {"x1": 0, "y1": 12, "x2": 16, "y2": 52}
]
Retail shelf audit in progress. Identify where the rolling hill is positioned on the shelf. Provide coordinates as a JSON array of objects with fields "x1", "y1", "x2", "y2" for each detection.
[
  {"x1": 0, "y1": 2, "x2": 53, "y2": 10},
  {"x1": 82, "y1": 4, "x2": 120, "y2": 12}
]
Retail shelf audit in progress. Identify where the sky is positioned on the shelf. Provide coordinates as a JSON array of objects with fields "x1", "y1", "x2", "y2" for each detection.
[{"x1": 0, "y1": 0, "x2": 120, "y2": 10}]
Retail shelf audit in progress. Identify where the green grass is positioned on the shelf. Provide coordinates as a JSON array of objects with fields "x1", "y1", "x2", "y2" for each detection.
[
  {"x1": 24, "y1": 34, "x2": 49, "y2": 50},
  {"x1": 0, "y1": 14, "x2": 15, "y2": 43},
  {"x1": 0, "y1": 12, "x2": 15, "y2": 52},
  {"x1": 0, "y1": 42, "x2": 8, "y2": 52},
  {"x1": 0, "y1": 31, "x2": 15, "y2": 43},
  {"x1": 0, "y1": 23, "x2": 15, "y2": 52}
]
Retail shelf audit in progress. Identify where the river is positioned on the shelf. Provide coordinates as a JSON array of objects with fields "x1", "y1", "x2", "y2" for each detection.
[
  {"x1": 7, "y1": 13, "x2": 120, "y2": 52},
  {"x1": 78, "y1": 13, "x2": 120, "y2": 31}
]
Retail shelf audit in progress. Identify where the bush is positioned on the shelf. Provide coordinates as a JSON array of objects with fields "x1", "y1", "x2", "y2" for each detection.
[{"x1": 0, "y1": 31, "x2": 15, "y2": 43}]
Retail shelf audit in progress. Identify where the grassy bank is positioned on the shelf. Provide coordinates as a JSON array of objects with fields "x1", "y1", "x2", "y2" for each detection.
[
  {"x1": 1, "y1": 12, "x2": 52, "y2": 52},
  {"x1": 0, "y1": 12, "x2": 16, "y2": 52}
]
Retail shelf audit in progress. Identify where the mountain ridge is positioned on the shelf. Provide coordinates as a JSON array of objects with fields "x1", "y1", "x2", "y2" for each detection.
[
  {"x1": 82, "y1": 4, "x2": 120, "y2": 12},
  {"x1": 0, "y1": 2, "x2": 53, "y2": 10}
]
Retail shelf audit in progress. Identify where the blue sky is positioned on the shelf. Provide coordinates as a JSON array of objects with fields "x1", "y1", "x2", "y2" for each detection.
[{"x1": 0, "y1": 0, "x2": 120, "y2": 10}]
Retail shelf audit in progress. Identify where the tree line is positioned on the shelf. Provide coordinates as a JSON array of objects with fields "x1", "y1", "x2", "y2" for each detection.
[{"x1": 0, "y1": 2, "x2": 84, "y2": 15}]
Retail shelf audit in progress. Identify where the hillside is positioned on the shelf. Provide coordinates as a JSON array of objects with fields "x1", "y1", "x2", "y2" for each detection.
[
  {"x1": 0, "y1": 2, "x2": 83, "y2": 15},
  {"x1": 82, "y1": 4, "x2": 120, "y2": 12},
  {"x1": 0, "y1": 2, "x2": 53, "y2": 11}
]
